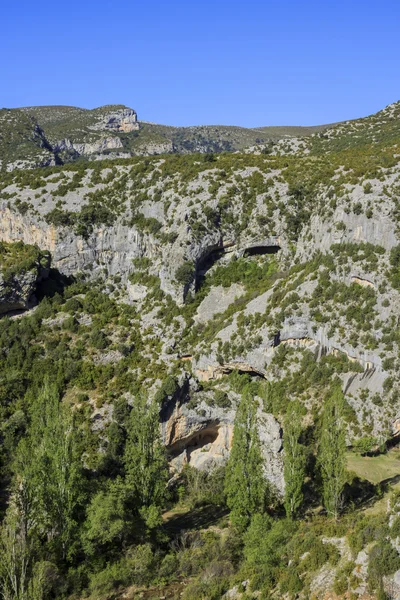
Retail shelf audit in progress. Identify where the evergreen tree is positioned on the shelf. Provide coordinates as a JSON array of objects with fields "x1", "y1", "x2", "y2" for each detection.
[
  {"x1": 283, "y1": 402, "x2": 306, "y2": 518},
  {"x1": 224, "y1": 392, "x2": 266, "y2": 530},
  {"x1": 318, "y1": 386, "x2": 347, "y2": 519},
  {"x1": 124, "y1": 394, "x2": 168, "y2": 527}
]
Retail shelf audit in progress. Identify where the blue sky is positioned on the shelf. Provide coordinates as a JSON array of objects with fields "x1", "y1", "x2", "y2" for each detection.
[{"x1": 1, "y1": 0, "x2": 399, "y2": 127}]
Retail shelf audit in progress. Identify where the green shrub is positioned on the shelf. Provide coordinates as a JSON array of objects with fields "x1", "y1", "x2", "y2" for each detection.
[
  {"x1": 352, "y1": 435, "x2": 378, "y2": 455},
  {"x1": 368, "y1": 540, "x2": 400, "y2": 590},
  {"x1": 389, "y1": 245, "x2": 400, "y2": 289},
  {"x1": 90, "y1": 328, "x2": 109, "y2": 350},
  {"x1": 214, "y1": 389, "x2": 231, "y2": 408},
  {"x1": 175, "y1": 261, "x2": 195, "y2": 286}
]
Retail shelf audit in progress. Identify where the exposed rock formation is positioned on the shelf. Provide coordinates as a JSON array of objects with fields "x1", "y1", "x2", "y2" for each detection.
[
  {"x1": 102, "y1": 108, "x2": 139, "y2": 132},
  {"x1": 0, "y1": 269, "x2": 40, "y2": 314},
  {"x1": 160, "y1": 381, "x2": 284, "y2": 494},
  {"x1": 0, "y1": 250, "x2": 50, "y2": 315},
  {"x1": 54, "y1": 136, "x2": 124, "y2": 157}
]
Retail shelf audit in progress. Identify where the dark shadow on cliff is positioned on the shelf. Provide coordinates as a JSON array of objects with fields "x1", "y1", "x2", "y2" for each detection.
[
  {"x1": 244, "y1": 245, "x2": 281, "y2": 257},
  {"x1": 195, "y1": 247, "x2": 225, "y2": 291},
  {"x1": 36, "y1": 268, "x2": 74, "y2": 300}
]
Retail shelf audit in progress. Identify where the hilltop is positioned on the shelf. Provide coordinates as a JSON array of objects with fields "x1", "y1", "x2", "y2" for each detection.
[
  {"x1": 0, "y1": 102, "x2": 337, "y2": 171},
  {"x1": 1, "y1": 100, "x2": 399, "y2": 174}
]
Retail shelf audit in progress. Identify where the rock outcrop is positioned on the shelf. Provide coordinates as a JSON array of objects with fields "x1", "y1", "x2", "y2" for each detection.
[
  {"x1": 0, "y1": 246, "x2": 50, "y2": 314},
  {"x1": 160, "y1": 381, "x2": 285, "y2": 494},
  {"x1": 54, "y1": 136, "x2": 124, "y2": 157},
  {"x1": 0, "y1": 269, "x2": 40, "y2": 314},
  {"x1": 102, "y1": 107, "x2": 139, "y2": 132}
]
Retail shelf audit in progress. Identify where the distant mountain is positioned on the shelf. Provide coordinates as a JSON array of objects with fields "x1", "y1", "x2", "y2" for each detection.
[{"x1": 0, "y1": 102, "x2": 337, "y2": 171}]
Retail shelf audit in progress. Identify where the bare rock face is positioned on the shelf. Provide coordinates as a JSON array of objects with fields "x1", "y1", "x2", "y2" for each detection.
[
  {"x1": 55, "y1": 136, "x2": 124, "y2": 157},
  {"x1": 0, "y1": 205, "x2": 151, "y2": 283},
  {"x1": 0, "y1": 270, "x2": 39, "y2": 314},
  {"x1": 0, "y1": 255, "x2": 50, "y2": 315},
  {"x1": 194, "y1": 284, "x2": 245, "y2": 324},
  {"x1": 160, "y1": 381, "x2": 285, "y2": 495},
  {"x1": 101, "y1": 108, "x2": 139, "y2": 133},
  {"x1": 161, "y1": 390, "x2": 234, "y2": 474},
  {"x1": 257, "y1": 408, "x2": 284, "y2": 495}
]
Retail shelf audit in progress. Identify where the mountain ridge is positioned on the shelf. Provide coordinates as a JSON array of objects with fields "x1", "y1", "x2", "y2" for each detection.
[{"x1": 2, "y1": 100, "x2": 398, "y2": 172}]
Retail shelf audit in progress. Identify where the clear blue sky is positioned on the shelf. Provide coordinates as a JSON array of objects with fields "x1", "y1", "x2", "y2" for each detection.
[{"x1": 1, "y1": 0, "x2": 399, "y2": 127}]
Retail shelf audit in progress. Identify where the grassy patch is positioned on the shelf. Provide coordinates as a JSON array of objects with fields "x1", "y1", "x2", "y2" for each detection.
[{"x1": 347, "y1": 449, "x2": 400, "y2": 484}]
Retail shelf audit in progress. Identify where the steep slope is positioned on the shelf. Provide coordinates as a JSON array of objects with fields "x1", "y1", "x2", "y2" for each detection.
[
  {"x1": 306, "y1": 100, "x2": 400, "y2": 154},
  {"x1": 2, "y1": 100, "x2": 400, "y2": 599},
  {"x1": 0, "y1": 108, "x2": 56, "y2": 170},
  {"x1": 1, "y1": 112, "x2": 400, "y2": 441}
]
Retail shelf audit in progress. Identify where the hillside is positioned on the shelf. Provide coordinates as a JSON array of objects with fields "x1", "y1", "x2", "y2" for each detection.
[
  {"x1": 0, "y1": 100, "x2": 400, "y2": 599},
  {"x1": 0, "y1": 102, "x2": 337, "y2": 171}
]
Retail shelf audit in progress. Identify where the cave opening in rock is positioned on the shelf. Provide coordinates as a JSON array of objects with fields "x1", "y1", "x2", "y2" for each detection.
[
  {"x1": 195, "y1": 248, "x2": 225, "y2": 291},
  {"x1": 235, "y1": 368, "x2": 264, "y2": 378},
  {"x1": 168, "y1": 425, "x2": 220, "y2": 459},
  {"x1": 243, "y1": 245, "x2": 281, "y2": 257}
]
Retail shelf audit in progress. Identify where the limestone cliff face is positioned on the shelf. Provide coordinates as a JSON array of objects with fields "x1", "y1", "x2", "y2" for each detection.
[
  {"x1": 160, "y1": 380, "x2": 285, "y2": 494},
  {"x1": 54, "y1": 136, "x2": 124, "y2": 157},
  {"x1": 0, "y1": 254, "x2": 49, "y2": 315},
  {"x1": 0, "y1": 203, "x2": 231, "y2": 303},
  {"x1": 101, "y1": 108, "x2": 139, "y2": 133},
  {"x1": 0, "y1": 204, "x2": 155, "y2": 281},
  {"x1": 52, "y1": 107, "x2": 140, "y2": 157},
  {"x1": 0, "y1": 269, "x2": 39, "y2": 314},
  {"x1": 2, "y1": 152, "x2": 400, "y2": 446},
  {"x1": 296, "y1": 196, "x2": 397, "y2": 260}
]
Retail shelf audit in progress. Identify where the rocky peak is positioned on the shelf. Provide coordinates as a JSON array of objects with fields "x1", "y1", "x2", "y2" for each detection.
[{"x1": 91, "y1": 106, "x2": 140, "y2": 132}]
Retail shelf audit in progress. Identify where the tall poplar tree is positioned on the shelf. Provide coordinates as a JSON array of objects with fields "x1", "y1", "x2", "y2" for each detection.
[
  {"x1": 124, "y1": 394, "x2": 168, "y2": 527},
  {"x1": 318, "y1": 386, "x2": 347, "y2": 519},
  {"x1": 26, "y1": 382, "x2": 84, "y2": 560},
  {"x1": 283, "y1": 402, "x2": 306, "y2": 518},
  {"x1": 0, "y1": 382, "x2": 83, "y2": 598},
  {"x1": 224, "y1": 392, "x2": 266, "y2": 530}
]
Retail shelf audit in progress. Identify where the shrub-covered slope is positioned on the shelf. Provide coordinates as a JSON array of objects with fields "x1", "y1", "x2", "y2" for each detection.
[
  {"x1": 0, "y1": 102, "x2": 335, "y2": 171},
  {"x1": 1, "y1": 100, "x2": 400, "y2": 599}
]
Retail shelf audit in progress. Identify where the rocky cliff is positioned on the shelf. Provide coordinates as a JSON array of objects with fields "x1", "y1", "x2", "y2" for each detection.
[
  {"x1": 0, "y1": 241, "x2": 50, "y2": 314},
  {"x1": 1, "y1": 99, "x2": 400, "y2": 492}
]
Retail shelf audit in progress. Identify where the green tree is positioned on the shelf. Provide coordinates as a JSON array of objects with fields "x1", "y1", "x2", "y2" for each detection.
[
  {"x1": 0, "y1": 506, "x2": 33, "y2": 600},
  {"x1": 318, "y1": 386, "x2": 347, "y2": 519},
  {"x1": 243, "y1": 513, "x2": 298, "y2": 589},
  {"x1": 283, "y1": 402, "x2": 306, "y2": 518},
  {"x1": 175, "y1": 261, "x2": 195, "y2": 286},
  {"x1": 124, "y1": 395, "x2": 168, "y2": 527},
  {"x1": 224, "y1": 393, "x2": 266, "y2": 530},
  {"x1": 82, "y1": 478, "x2": 128, "y2": 558},
  {"x1": 14, "y1": 382, "x2": 84, "y2": 561}
]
